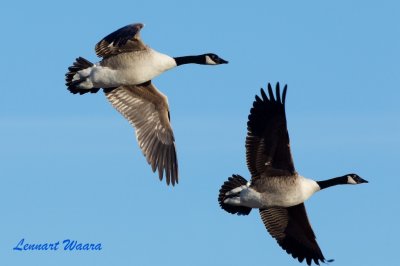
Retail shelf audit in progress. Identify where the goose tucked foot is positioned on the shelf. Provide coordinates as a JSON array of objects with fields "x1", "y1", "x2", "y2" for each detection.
[
  {"x1": 225, "y1": 184, "x2": 249, "y2": 196},
  {"x1": 223, "y1": 196, "x2": 241, "y2": 205},
  {"x1": 224, "y1": 182, "x2": 250, "y2": 205},
  {"x1": 224, "y1": 186, "x2": 263, "y2": 209}
]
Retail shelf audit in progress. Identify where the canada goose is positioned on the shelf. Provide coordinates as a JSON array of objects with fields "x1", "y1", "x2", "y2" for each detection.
[
  {"x1": 65, "y1": 23, "x2": 228, "y2": 186},
  {"x1": 218, "y1": 83, "x2": 367, "y2": 265}
]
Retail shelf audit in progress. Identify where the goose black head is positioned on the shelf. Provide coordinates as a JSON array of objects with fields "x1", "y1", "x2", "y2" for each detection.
[
  {"x1": 203, "y1": 53, "x2": 228, "y2": 65},
  {"x1": 345, "y1": 173, "x2": 368, "y2": 184}
]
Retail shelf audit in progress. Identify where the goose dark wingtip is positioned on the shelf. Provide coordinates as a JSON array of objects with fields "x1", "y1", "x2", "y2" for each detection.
[
  {"x1": 95, "y1": 22, "x2": 147, "y2": 58},
  {"x1": 276, "y1": 81, "x2": 280, "y2": 92},
  {"x1": 164, "y1": 149, "x2": 172, "y2": 185},
  {"x1": 326, "y1": 258, "x2": 335, "y2": 264},
  {"x1": 255, "y1": 94, "x2": 263, "y2": 104},
  {"x1": 170, "y1": 145, "x2": 178, "y2": 186},
  {"x1": 173, "y1": 150, "x2": 179, "y2": 185},
  {"x1": 282, "y1": 84, "x2": 288, "y2": 105},
  {"x1": 260, "y1": 88, "x2": 268, "y2": 101},
  {"x1": 165, "y1": 169, "x2": 171, "y2": 186},
  {"x1": 267, "y1": 83, "x2": 275, "y2": 102},
  {"x1": 156, "y1": 166, "x2": 162, "y2": 179},
  {"x1": 276, "y1": 84, "x2": 282, "y2": 103},
  {"x1": 291, "y1": 252, "x2": 326, "y2": 266},
  {"x1": 157, "y1": 162, "x2": 164, "y2": 183},
  {"x1": 164, "y1": 149, "x2": 172, "y2": 186},
  {"x1": 133, "y1": 22, "x2": 145, "y2": 30}
]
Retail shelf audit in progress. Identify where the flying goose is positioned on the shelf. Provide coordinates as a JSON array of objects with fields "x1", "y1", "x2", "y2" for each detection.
[
  {"x1": 218, "y1": 83, "x2": 367, "y2": 265},
  {"x1": 65, "y1": 23, "x2": 228, "y2": 186}
]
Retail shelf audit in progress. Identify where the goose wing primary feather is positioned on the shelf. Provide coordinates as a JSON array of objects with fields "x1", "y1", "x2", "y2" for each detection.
[
  {"x1": 95, "y1": 23, "x2": 147, "y2": 58},
  {"x1": 105, "y1": 83, "x2": 178, "y2": 186},
  {"x1": 259, "y1": 204, "x2": 327, "y2": 266},
  {"x1": 246, "y1": 83, "x2": 295, "y2": 178}
]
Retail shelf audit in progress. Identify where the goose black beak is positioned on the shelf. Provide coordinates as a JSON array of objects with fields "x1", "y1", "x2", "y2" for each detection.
[
  {"x1": 219, "y1": 58, "x2": 228, "y2": 64},
  {"x1": 357, "y1": 177, "x2": 368, "y2": 184}
]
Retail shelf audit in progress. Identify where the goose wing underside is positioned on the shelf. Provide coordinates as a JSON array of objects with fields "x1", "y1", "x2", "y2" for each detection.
[
  {"x1": 259, "y1": 204, "x2": 326, "y2": 265},
  {"x1": 105, "y1": 83, "x2": 178, "y2": 186},
  {"x1": 246, "y1": 83, "x2": 295, "y2": 178},
  {"x1": 95, "y1": 23, "x2": 147, "y2": 58}
]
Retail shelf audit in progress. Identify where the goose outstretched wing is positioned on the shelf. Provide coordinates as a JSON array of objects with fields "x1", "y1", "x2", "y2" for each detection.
[{"x1": 105, "y1": 83, "x2": 178, "y2": 185}]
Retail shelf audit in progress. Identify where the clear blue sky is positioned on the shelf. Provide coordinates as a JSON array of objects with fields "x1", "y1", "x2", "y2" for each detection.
[{"x1": 1, "y1": 1, "x2": 399, "y2": 265}]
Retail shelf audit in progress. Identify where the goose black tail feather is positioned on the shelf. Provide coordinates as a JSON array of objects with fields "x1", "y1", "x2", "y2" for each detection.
[
  {"x1": 65, "y1": 57, "x2": 100, "y2": 95},
  {"x1": 218, "y1": 174, "x2": 252, "y2": 216}
]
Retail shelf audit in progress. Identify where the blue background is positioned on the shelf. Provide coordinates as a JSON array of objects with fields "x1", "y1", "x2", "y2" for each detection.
[{"x1": 1, "y1": 1, "x2": 399, "y2": 265}]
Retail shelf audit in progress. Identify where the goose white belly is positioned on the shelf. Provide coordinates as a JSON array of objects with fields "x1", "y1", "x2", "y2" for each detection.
[
  {"x1": 240, "y1": 176, "x2": 320, "y2": 208},
  {"x1": 79, "y1": 49, "x2": 177, "y2": 88}
]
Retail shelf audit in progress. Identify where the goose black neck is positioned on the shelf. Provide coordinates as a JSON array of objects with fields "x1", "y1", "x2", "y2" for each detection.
[
  {"x1": 174, "y1": 55, "x2": 204, "y2": 66},
  {"x1": 316, "y1": 176, "x2": 348, "y2": 190}
]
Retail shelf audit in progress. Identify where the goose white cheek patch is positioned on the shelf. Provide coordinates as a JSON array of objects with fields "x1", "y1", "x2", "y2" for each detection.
[
  {"x1": 205, "y1": 56, "x2": 217, "y2": 65},
  {"x1": 347, "y1": 175, "x2": 357, "y2": 184}
]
